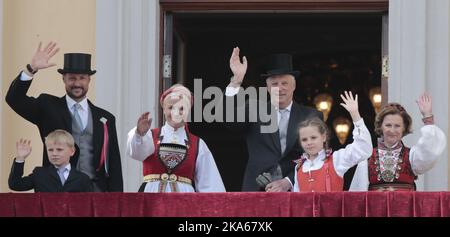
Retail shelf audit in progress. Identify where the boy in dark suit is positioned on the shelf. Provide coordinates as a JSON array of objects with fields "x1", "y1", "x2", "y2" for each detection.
[{"x1": 8, "y1": 129, "x2": 93, "y2": 192}]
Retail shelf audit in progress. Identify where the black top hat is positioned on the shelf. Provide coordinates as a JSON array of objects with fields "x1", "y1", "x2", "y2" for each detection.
[
  {"x1": 57, "y1": 53, "x2": 96, "y2": 75},
  {"x1": 260, "y1": 53, "x2": 300, "y2": 79}
]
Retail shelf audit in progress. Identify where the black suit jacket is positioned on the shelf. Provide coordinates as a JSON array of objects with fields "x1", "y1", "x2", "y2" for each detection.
[
  {"x1": 224, "y1": 92, "x2": 323, "y2": 191},
  {"x1": 8, "y1": 160, "x2": 93, "y2": 192},
  {"x1": 5, "y1": 72, "x2": 123, "y2": 191}
]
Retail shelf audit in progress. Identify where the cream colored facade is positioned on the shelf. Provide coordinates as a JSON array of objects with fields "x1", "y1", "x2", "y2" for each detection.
[{"x1": 1, "y1": 0, "x2": 449, "y2": 192}]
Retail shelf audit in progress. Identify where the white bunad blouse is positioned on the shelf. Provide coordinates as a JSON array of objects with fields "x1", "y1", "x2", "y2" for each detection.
[
  {"x1": 293, "y1": 119, "x2": 373, "y2": 192},
  {"x1": 350, "y1": 124, "x2": 447, "y2": 191},
  {"x1": 127, "y1": 123, "x2": 226, "y2": 192}
]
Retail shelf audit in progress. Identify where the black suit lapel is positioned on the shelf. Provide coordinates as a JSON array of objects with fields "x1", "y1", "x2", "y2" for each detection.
[
  {"x1": 60, "y1": 96, "x2": 73, "y2": 133},
  {"x1": 285, "y1": 102, "x2": 302, "y2": 157},
  {"x1": 65, "y1": 169, "x2": 77, "y2": 185},
  {"x1": 267, "y1": 103, "x2": 281, "y2": 154},
  {"x1": 47, "y1": 166, "x2": 62, "y2": 186},
  {"x1": 271, "y1": 131, "x2": 281, "y2": 156},
  {"x1": 89, "y1": 100, "x2": 103, "y2": 170}
]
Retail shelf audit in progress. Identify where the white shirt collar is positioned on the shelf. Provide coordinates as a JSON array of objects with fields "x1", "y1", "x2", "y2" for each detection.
[
  {"x1": 388, "y1": 142, "x2": 400, "y2": 149},
  {"x1": 302, "y1": 149, "x2": 327, "y2": 172},
  {"x1": 162, "y1": 122, "x2": 185, "y2": 132},
  {"x1": 55, "y1": 163, "x2": 71, "y2": 171},
  {"x1": 307, "y1": 149, "x2": 326, "y2": 161},
  {"x1": 66, "y1": 96, "x2": 88, "y2": 112},
  {"x1": 277, "y1": 101, "x2": 293, "y2": 112},
  {"x1": 161, "y1": 122, "x2": 188, "y2": 144}
]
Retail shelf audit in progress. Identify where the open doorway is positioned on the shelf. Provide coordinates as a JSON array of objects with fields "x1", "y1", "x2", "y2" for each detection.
[{"x1": 168, "y1": 13, "x2": 383, "y2": 191}]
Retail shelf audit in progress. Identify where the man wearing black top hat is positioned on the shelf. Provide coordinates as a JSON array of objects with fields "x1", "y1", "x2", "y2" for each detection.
[
  {"x1": 6, "y1": 41, "x2": 123, "y2": 192},
  {"x1": 225, "y1": 47, "x2": 322, "y2": 192}
]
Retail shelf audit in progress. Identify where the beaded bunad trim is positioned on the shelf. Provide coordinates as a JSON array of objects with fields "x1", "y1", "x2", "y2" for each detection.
[
  {"x1": 158, "y1": 143, "x2": 188, "y2": 171},
  {"x1": 375, "y1": 142, "x2": 404, "y2": 182}
]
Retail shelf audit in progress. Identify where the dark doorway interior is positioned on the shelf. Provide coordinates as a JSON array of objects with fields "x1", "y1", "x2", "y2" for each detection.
[{"x1": 172, "y1": 13, "x2": 381, "y2": 191}]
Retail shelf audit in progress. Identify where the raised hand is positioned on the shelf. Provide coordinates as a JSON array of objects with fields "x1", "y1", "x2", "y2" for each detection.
[
  {"x1": 340, "y1": 91, "x2": 361, "y2": 122},
  {"x1": 136, "y1": 112, "x2": 152, "y2": 136},
  {"x1": 16, "y1": 139, "x2": 32, "y2": 161},
  {"x1": 229, "y1": 47, "x2": 248, "y2": 87},
  {"x1": 30, "y1": 41, "x2": 60, "y2": 71},
  {"x1": 416, "y1": 92, "x2": 432, "y2": 117}
]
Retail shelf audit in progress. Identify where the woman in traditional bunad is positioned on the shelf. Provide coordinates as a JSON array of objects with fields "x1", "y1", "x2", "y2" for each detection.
[
  {"x1": 350, "y1": 93, "x2": 446, "y2": 191},
  {"x1": 292, "y1": 91, "x2": 373, "y2": 192},
  {"x1": 126, "y1": 84, "x2": 225, "y2": 192}
]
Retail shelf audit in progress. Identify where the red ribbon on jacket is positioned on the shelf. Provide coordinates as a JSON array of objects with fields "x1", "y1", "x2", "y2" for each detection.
[{"x1": 97, "y1": 120, "x2": 109, "y2": 173}]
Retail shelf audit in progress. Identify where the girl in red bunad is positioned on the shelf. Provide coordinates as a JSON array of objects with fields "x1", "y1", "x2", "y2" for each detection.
[
  {"x1": 126, "y1": 84, "x2": 225, "y2": 192},
  {"x1": 292, "y1": 91, "x2": 373, "y2": 192},
  {"x1": 350, "y1": 93, "x2": 446, "y2": 191}
]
